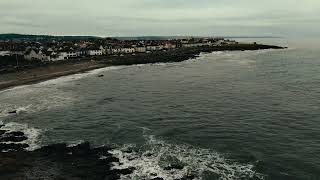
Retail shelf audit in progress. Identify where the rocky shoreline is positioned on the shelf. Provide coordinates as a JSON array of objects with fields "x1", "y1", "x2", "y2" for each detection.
[
  {"x1": 104, "y1": 44, "x2": 285, "y2": 66},
  {"x1": 0, "y1": 44, "x2": 285, "y2": 91},
  {"x1": 0, "y1": 43, "x2": 285, "y2": 179},
  {"x1": 0, "y1": 123, "x2": 197, "y2": 180},
  {"x1": 0, "y1": 123, "x2": 133, "y2": 180}
]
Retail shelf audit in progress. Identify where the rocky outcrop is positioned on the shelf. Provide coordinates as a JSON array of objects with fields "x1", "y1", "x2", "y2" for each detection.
[
  {"x1": 0, "y1": 126, "x2": 29, "y2": 152},
  {"x1": 104, "y1": 44, "x2": 285, "y2": 66},
  {"x1": 0, "y1": 124, "x2": 136, "y2": 180},
  {"x1": 0, "y1": 141, "x2": 135, "y2": 180},
  {"x1": 8, "y1": 110, "x2": 17, "y2": 114}
]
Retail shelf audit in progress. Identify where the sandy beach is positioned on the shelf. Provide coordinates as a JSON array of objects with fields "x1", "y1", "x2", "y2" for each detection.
[{"x1": 0, "y1": 61, "x2": 107, "y2": 91}]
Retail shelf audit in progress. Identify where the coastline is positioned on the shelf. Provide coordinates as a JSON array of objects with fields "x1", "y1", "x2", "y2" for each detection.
[
  {"x1": 0, "y1": 43, "x2": 293, "y2": 180},
  {"x1": 0, "y1": 61, "x2": 108, "y2": 91},
  {"x1": 0, "y1": 44, "x2": 285, "y2": 91}
]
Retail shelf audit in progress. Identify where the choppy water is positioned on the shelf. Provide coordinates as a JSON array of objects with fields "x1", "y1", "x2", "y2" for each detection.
[{"x1": 1, "y1": 38, "x2": 320, "y2": 180}]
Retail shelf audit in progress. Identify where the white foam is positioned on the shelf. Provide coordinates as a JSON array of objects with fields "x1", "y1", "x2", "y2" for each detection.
[
  {"x1": 0, "y1": 104, "x2": 31, "y2": 119},
  {"x1": 0, "y1": 65, "x2": 126, "y2": 95},
  {"x1": 37, "y1": 65, "x2": 125, "y2": 86},
  {"x1": 67, "y1": 140, "x2": 85, "y2": 147},
  {"x1": 0, "y1": 84, "x2": 32, "y2": 94},
  {"x1": 0, "y1": 122, "x2": 42, "y2": 151},
  {"x1": 0, "y1": 95, "x2": 72, "y2": 119},
  {"x1": 109, "y1": 135, "x2": 264, "y2": 180}
]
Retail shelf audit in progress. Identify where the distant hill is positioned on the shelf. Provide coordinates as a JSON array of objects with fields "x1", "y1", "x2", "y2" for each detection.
[
  {"x1": 114, "y1": 36, "x2": 193, "y2": 40},
  {"x1": 0, "y1": 34, "x2": 207, "y2": 41},
  {"x1": 0, "y1": 33, "x2": 280, "y2": 41},
  {"x1": 0, "y1": 34, "x2": 100, "y2": 41}
]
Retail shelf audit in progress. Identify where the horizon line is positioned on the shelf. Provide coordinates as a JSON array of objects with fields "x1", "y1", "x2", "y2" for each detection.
[{"x1": 0, "y1": 33, "x2": 282, "y2": 39}]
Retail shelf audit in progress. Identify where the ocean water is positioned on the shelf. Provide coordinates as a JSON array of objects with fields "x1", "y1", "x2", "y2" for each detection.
[{"x1": 1, "y1": 38, "x2": 320, "y2": 180}]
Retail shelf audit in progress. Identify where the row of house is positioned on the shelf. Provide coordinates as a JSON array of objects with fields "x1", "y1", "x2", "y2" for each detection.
[
  {"x1": 1, "y1": 37, "x2": 231, "y2": 62},
  {"x1": 23, "y1": 45, "x2": 166, "y2": 61},
  {"x1": 23, "y1": 46, "x2": 104, "y2": 61}
]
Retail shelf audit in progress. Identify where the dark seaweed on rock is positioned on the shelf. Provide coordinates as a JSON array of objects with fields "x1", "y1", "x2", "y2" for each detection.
[
  {"x1": 0, "y1": 124, "x2": 134, "y2": 180},
  {"x1": 0, "y1": 142, "x2": 135, "y2": 180}
]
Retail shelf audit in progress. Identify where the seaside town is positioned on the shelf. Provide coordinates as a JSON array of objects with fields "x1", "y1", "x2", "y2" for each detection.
[
  {"x1": 0, "y1": 37, "x2": 237, "y2": 63},
  {"x1": 0, "y1": 35, "x2": 282, "y2": 91}
]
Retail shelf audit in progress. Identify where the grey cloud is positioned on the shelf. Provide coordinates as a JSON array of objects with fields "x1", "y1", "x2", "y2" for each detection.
[{"x1": 0, "y1": 0, "x2": 319, "y2": 37}]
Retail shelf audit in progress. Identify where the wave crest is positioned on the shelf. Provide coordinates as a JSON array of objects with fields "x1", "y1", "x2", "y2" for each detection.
[{"x1": 109, "y1": 135, "x2": 264, "y2": 180}]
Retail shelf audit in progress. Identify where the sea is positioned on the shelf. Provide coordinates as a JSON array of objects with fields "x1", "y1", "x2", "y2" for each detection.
[{"x1": 0, "y1": 38, "x2": 319, "y2": 180}]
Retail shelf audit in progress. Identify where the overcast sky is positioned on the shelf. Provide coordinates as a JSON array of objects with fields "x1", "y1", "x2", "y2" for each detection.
[{"x1": 0, "y1": 0, "x2": 319, "y2": 37}]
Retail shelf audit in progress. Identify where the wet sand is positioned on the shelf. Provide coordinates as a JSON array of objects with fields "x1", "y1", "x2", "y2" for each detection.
[{"x1": 0, "y1": 61, "x2": 108, "y2": 91}]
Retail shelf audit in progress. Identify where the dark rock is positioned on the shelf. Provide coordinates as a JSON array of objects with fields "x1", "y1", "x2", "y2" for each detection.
[
  {"x1": 100, "y1": 97, "x2": 114, "y2": 104},
  {"x1": 8, "y1": 110, "x2": 17, "y2": 114},
  {"x1": 37, "y1": 143, "x2": 68, "y2": 154},
  {"x1": 0, "y1": 143, "x2": 29, "y2": 151},
  {"x1": 0, "y1": 124, "x2": 4, "y2": 128},
  {"x1": 163, "y1": 164, "x2": 184, "y2": 170},
  {"x1": 20, "y1": 142, "x2": 118, "y2": 180},
  {"x1": 93, "y1": 146, "x2": 113, "y2": 157},
  {"x1": 152, "y1": 178, "x2": 164, "y2": 180},
  {"x1": 101, "y1": 156, "x2": 120, "y2": 164},
  {"x1": 71, "y1": 141, "x2": 91, "y2": 156},
  {"x1": 6, "y1": 131, "x2": 25, "y2": 137},
  {"x1": 112, "y1": 167, "x2": 135, "y2": 175},
  {"x1": 150, "y1": 173, "x2": 158, "y2": 176},
  {"x1": 105, "y1": 44, "x2": 284, "y2": 67},
  {"x1": 144, "y1": 152, "x2": 153, "y2": 157},
  {"x1": 98, "y1": 74, "x2": 104, "y2": 77},
  {"x1": 0, "y1": 135, "x2": 28, "y2": 142},
  {"x1": 253, "y1": 160, "x2": 269, "y2": 172},
  {"x1": 0, "y1": 130, "x2": 6, "y2": 135},
  {"x1": 0, "y1": 131, "x2": 27, "y2": 142}
]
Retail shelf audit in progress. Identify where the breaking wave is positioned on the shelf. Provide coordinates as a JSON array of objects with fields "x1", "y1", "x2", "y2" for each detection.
[
  {"x1": 35, "y1": 66, "x2": 126, "y2": 86},
  {"x1": 0, "y1": 122, "x2": 42, "y2": 151},
  {"x1": 109, "y1": 133, "x2": 264, "y2": 180}
]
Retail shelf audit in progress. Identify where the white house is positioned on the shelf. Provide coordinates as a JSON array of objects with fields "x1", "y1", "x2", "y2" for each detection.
[
  {"x1": 87, "y1": 47, "x2": 103, "y2": 56},
  {"x1": 50, "y1": 52, "x2": 68, "y2": 61},
  {"x1": 134, "y1": 46, "x2": 147, "y2": 53},
  {"x1": 110, "y1": 46, "x2": 135, "y2": 54},
  {"x1": 111, "y1": 47, "x2": 121, "y2": 54},
  {"x1": 164, "y1": 42, "x2": 176, "y2": 49},
  {"x1": 66, "y1": 51, "x2": 78, "y2": 58},
  {"x1": 99, "y1": 45, "x2": 106, "y2": 55},
  {"x1": 52, "y1": 49, "x2": 77, "y2": 60},
  {"x1": 24, "y1": 49, "x2": 44, "y2": 60},
  {"x1": 121, "y1": 47, "x2": 135, "y2": 54},
  {"x1": 88, "y1": 49, "x2": 103, "y2": 56},
  {"x1": 146, "y1": 45, "x2": 164, "y2": 51},
  {"x1": 0, "y1": 51, "x2": 11, "y2": 56}
]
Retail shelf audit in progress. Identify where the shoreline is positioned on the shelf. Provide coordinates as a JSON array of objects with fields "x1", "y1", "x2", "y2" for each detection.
[
  {"x1": 0, "y1": 62, "x2": 108, "y2": 91},
  {"x1": 0, "y1": 44, "x2": 285, "y2": 91}
]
